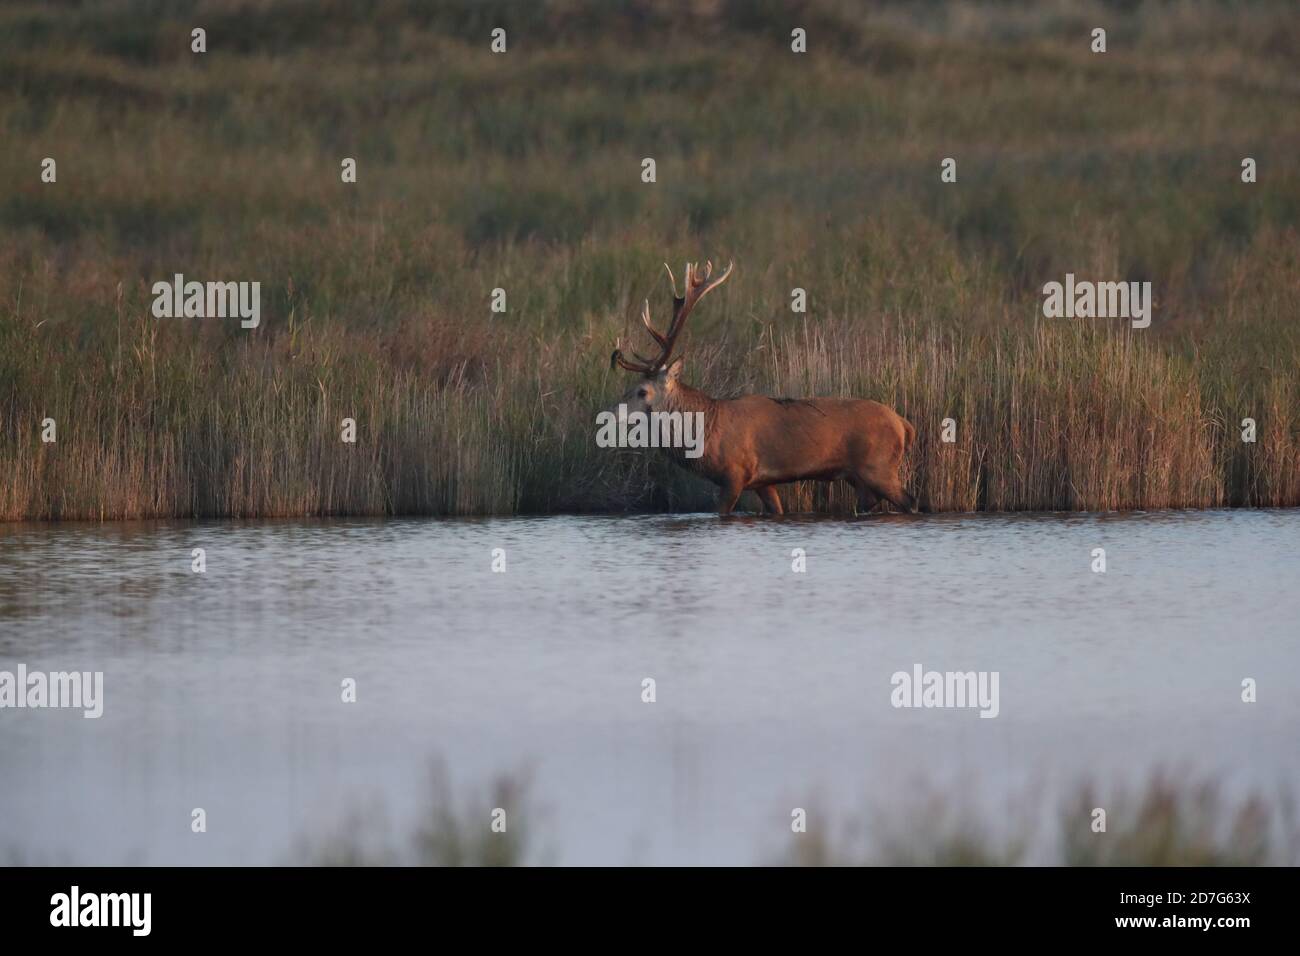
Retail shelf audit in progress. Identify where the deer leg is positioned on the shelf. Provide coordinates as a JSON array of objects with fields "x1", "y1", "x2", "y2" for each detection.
[
  {"x1": 717, "y1": 477, "x2": 745, "y2": 516},
  {"x1": 849, "y1": 476, "x2": 879, "y2": 515},
  {"x1": 874, "y1": 480, "x2": 918, "y2": 514},
  {"x1": 857, "y1": 462, "x2": 918, "y2": 514},
  {"x1": 756, "y1": 485, "x2": 784, "y2": 515}
]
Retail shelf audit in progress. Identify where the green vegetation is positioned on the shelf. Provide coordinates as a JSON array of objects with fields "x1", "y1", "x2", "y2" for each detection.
[
  {"x1": 2, "y1": 0, "x2": 1297, "y2": 519},
  {"x1": 11, "y1": 765, "x2": 1294, "y2": 866},
  {"x1": 780, "y1": 772, "x2": 1298, "y2": 866},
  {"x1": 289, "y1": 768, "x2": 1296, "y2": 866},
  {"x1": 292, "y1": 763, "x2": 538, "y2": 867}
]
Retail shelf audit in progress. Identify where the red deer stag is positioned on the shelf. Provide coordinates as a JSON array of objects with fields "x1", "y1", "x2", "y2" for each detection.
[{"x1": 610, "y1": 261, "x2": 918, "y2": 516}]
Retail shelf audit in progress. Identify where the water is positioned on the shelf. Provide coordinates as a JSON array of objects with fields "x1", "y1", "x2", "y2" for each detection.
[{"x1": 1, "y1": 510, "x2": 1297, "y2": 865}]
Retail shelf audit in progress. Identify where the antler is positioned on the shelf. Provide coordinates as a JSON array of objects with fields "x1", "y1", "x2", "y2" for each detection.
[{"x1": 611, "y1": 259, "x2": 734, "y2": 374}]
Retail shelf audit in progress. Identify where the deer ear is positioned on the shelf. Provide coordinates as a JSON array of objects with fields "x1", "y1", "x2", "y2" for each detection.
[{"x1": 665, "y1": 357, "x2": 685, "y2": 383}]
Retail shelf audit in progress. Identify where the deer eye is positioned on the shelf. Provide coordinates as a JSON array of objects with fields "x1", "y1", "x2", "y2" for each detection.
[{"x1": 637, "y1": 388, "x2": 648, "y2": 398}]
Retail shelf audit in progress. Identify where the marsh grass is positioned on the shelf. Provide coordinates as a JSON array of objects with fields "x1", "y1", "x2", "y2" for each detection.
[
  {"x1": 292, "y1": 763, "x2": 539, "y2": 867},
  {"x1": 1, "y1": 0, "x2": 1297, "y2": 519},
  {"x1": 1059, "y1": 773, "x2": 1298, "y2": 867},
  {"x1": 290, "y1": 768, "x2": 1297, "y2": 866},
  {"x1": 780, "y1": 772, "x2": 1299, "y2": 867}
]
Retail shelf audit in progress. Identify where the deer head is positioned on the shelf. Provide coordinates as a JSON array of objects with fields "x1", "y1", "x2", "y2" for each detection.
[{"x1": 610, "y1": 260, "x2": 733, "y2": 416}]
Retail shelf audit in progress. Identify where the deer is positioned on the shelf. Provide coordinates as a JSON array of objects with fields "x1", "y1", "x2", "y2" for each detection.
[{"x1": 609, "y1": 260, "x2": 919, "y2": 516}]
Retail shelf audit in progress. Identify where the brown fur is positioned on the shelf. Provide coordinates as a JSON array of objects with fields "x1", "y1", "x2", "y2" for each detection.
[
  {"x1": 624, "y1": 364, "x2": 917, "y2": 516},
  {"x1": 610, "y1": 261, "x2": 916, "y2": 516}
]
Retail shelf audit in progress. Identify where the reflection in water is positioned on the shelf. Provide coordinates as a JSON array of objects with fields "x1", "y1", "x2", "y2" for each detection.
[{"x1": 0, "y1": 510, "x2": 1297, "y2": 864}]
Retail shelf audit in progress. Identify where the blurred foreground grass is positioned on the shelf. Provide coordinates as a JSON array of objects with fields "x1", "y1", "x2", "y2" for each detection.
[
  {"x1": 292, "y1": 766, "x2": 1298, "y2": 866},
  {"x1": 781, "y1": 772, "x2": 1298, "y2": 866}
]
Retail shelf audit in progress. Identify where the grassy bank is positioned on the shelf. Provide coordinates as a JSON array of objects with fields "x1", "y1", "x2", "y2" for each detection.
[{"x1": 1, "y1": 0, "x2": 1297, "y2": 519}]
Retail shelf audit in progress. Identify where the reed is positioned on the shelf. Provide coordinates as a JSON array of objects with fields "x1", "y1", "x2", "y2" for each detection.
[
  {"x1": 1, "y1": 0, "x2": 1296, "y2": 519},
  {"x1": 779, "y1": 772, "x2": 1298, "y2": 866}
]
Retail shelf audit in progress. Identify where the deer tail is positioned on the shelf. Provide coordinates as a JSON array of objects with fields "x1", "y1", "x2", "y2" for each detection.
[{"x1": 902, "y1": 416, "x2": 916, "y2": 454}]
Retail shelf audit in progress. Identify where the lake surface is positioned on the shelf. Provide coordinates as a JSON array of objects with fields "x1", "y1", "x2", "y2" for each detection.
[{"x1": 1, "y1": 510, "x2": 1297, "y2": 865}]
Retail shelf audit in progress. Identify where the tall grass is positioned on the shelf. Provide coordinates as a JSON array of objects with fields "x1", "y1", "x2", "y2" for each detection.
[
  {"x1": 1, "y1": 0, "x2": 1297, "y2": 519},
  {"x1": 780, "y1": 772, "x2": 1299, "y2": 867},
  {"x1": 285, "y1": 768, "x2": 1296, "y2": 866},
  {"x1": 291, "y1": 763, "x2": 538, "y2": 867}
]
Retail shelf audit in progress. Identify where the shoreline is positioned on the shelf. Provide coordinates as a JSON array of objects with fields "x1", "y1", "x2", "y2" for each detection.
[{"x1": 2, "y1": 503, "x2": 1296, "y2": 528}]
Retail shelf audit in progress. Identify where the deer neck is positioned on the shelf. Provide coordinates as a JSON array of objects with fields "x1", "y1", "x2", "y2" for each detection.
[
  {"x1": 656, "y1": 381, "x2": 720, "y2": 472},
  {"x1": 662, "y1": 381, "x2": 716, "y2": 418}
]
